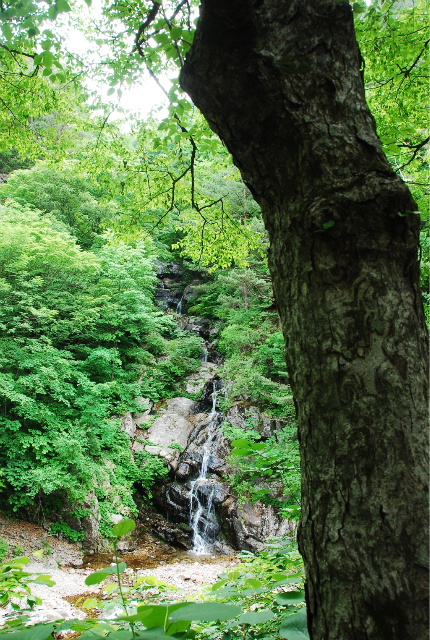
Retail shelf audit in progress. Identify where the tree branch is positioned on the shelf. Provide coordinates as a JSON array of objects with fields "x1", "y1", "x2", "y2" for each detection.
[{"x1": 397, "y1": 136, "x2": 429, "y2": 171}]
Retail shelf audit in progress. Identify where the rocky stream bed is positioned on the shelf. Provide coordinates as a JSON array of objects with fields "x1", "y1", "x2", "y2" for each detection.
[{"x1": 0, "y1": 512, "x2": 239, "y2": 629}]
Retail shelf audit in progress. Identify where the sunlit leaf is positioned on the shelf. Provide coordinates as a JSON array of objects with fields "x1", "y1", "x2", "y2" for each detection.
[
  {"x1": 279, "y1": 609, "x2": 309, "y2": 639},
  {"x1": 111, "y1": 518, "x2": 135, "y2": 537}
]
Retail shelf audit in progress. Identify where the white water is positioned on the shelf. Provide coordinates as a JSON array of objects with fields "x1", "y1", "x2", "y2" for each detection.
[
  {"x1": 189, "y1": 384, "x2": 220, "y2": 555},
  {"x1": 176, "y1": 297, "x2": 183, "y2": 315}
]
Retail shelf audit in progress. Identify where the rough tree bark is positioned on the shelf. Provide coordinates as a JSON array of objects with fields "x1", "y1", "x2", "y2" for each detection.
[{"x1": 180, "y1": 1, "x2": 429, "y2": 638}]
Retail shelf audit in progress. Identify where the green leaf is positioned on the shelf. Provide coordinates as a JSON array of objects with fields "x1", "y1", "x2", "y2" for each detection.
[
  {"x1": 241, "y1": 587, "x2": 267, "y2": 596},
  {"x1": 276, "y1": 591, "x2": 306, "y2": 605},
  {"x1": 42, "y1": 67, "x2": 52, "y2": 76},
  {"x1": 0, "y1": 623, "x2": 56, "y2": 639},
  {"x1": 42, "y1": 51, "x2": 54, "y2": 66},
  {"x1": 111, "y1": 518, "x2": 135, "y2": 537},
  {"x1": 33, "y1": 574, "x2": 55, "y2": 587},
  {"x1": 121, "y1": 603, "x2": 189, "y2": 628},
  {"x1": 107, "y1": 88, "x2": 115, "y2": 96},
  {"x1": 250, "y1": 442, "x2": 266, "y2": 451},
  {"x1": 244, "y1": 578, "x2": 262, "y2": 588},
  {"x1": 56, "y1": 0, "x2": 71, "y2": 12},
  {"x1": 230, "y1": 449, "x2": 251, "y2": 456},
  {"x1": 237, "y1": 610, "x2": 275, "y2": 625},
  {"x1": 27, "y1": 27, "x2": 39, "y2": 37},
  {"x1": 82, "y1": 597, "x2": 98, "y2": 608},
  {"x1": 10, "y1": 557, "x2": 31, "y2": 565},
  {"x1": 322, "y1": 220, "x2": 335, "y2": 230},
  {"x1": 231, "y1": 439, "x2": 251, "y2": 448},
  {"x1": 279, "y1": 610, "x2": 309, "y2": 639},
  {"x1": 48, "y1": 5, "x2": 58, "y2": 19},
  {"x1": 41, "y1": 40, "x2": 52, "y2": 50},
  {"x1": 1, "y1": 24, "x2": 13, "y2": 40},
  {"x1": 85, "y1": 563, "x2": 126, "y2": 585},
  {"x1": 168, "y1": 603, "x2": 241, "y2": 623}
]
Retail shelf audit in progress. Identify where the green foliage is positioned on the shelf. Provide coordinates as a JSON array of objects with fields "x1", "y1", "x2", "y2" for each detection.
[
  {"x1": 199, "y1": 537, "x2": 305, "y2": 640},
  {"x1": 0, "y1": 539, "x2": 8, "y2": 562},
  {"x1": 50, "y1": 521, "x2": 84, "y2": 543},
  {"x1": 0, "y1": 554, "x2": 54, "y2": 611},
  {"x1": 0, "y1": 199, "x2": 186, "y2": 522},
  {"x1": 139, "y1": 329, "x2": 203, "y2": 401},
  {"x1": 189, "y1": 264, "x2": 292, "y2": 413},
  {"x1": 0, "y1": 163, "x2": 118, "y2": 248},
  {"x1": 0, "y1": 150, "x2": 33, "y2": 174},
  {"x1": 354, "y1": 0, "x2": 429, "y2": 325},
  {"x1": 227, "y1": 423, "x2": 301, "y2": 520}
]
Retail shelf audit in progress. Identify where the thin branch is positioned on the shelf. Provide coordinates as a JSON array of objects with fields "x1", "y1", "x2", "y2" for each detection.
[
  {"x1": 0, "y1": 43, "x2": 35, "y2": 59},
  {"x1": 397, "y1": 38, "x2": 429, "y2": 91},
  {"x1": 396, "y1": 136, "x2": 429, "y2": 171},
  {"x1": 96, "y1": 107, "x2": 117, "y2": 147}
]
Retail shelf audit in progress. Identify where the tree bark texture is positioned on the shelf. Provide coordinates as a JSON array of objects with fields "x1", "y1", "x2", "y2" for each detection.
[{"x1": 180, "y1": 1, "x2": 429, "y2": 638}]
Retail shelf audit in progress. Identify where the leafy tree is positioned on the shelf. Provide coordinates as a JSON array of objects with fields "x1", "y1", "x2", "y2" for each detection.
[
  {"x1": 0, "y1": 200, "x2": 192, "y2": 523},
  {"x1": 0, "y1": 163, "x2": 118, "y2": 248}
]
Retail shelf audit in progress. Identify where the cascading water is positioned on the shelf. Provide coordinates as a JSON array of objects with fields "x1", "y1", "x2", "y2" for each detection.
[
  {"x1": 188, "y1": 383, "x2": 221, "y2": 554},
  {"x1": 176, "y1": 297, "x2": 183, "y2": 315}
]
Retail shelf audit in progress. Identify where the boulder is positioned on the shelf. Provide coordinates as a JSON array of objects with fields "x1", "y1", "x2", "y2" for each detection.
[
  {"x1": 219, "y1": 497, "x2": 296, "y2": 552},
  {"x1": 146, "y1": 413, "x2": 194, "y2": 451},
  {"x1": 159, "y1": 397, "x2": 199, "y2": 418}
]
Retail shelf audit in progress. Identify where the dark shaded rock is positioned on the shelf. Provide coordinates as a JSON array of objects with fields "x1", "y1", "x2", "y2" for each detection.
[
  {"x1": 178, "y1": 316, "x2": 212, "y2": 339},
  {"x1": 226, "y1": 402, "x2": 288, "y2": 439},
  {"x1": 218, "y1": 496, "x2": 296, "y2": 552}
]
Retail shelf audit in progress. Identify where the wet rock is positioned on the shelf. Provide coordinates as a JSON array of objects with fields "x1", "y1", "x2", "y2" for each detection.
[
  {"x1": 177, "y1": 316, "x2": 212, "y2": 339},
  {"x1": 185, "y1": 363, "x2": 219, "y2": 397},
  {"x1": 176, "y1": 419, "x2": 230, "y2": 478},
  {"x1": 154, "y1": 262, "x2": 185, "y2": 311}
]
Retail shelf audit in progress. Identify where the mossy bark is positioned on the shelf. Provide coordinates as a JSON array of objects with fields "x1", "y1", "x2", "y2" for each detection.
[{"x1": 180, "y1": 0, "x2": 429, "y2": 637}]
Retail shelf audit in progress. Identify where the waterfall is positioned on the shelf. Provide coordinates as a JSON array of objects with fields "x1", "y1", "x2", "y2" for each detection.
[
  {"x1": 176, "y1": 297, "x2": 183, "y2": 315},
  {"x1": 188, "y1": 383, "x2": 220, "y2": 554},
  {"x1": 201, "y1": 346, "x2": 208, "y2": 363}
]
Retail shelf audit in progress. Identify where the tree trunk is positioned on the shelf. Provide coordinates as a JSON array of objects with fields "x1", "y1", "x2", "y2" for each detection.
[{"x1": 180, "y1": 1, "x2": 429, "y2": 637}]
